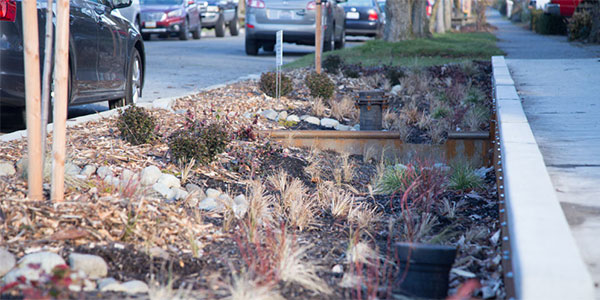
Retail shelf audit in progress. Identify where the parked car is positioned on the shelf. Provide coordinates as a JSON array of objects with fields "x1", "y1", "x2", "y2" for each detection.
[
  {"x1": 0, "y1": 0, "x2": 145, "y2": 111},
  {"x1": 544, "y1": 0, "x2": 588, "y2": 17},
  {"x1": 115, "y1": 0, "x2": 142, "y2": 30},
  {"x1": 377, "y1": 0, "x2": 386, "y2": 20},
  {"x1": 199, "y1": 0, "x2": 239, "y2": 37},
  {"x1": 140, "y1": 0, "x2": 202, "y2": 40},
  {"x1": 245, "y1": 0, "x2": 347, "y2": 55},
  {"x1": 340, "y1": 0, "x2": 383, "y2": 37}
]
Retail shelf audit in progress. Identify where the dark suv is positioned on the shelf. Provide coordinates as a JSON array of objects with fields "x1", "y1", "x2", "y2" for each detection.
[
  {"x1": 245, "y1": 0, "x2": 347, "y2": 55},
  {"x1": 199, "y1": 0, "x2": 239, "y2": 37}
]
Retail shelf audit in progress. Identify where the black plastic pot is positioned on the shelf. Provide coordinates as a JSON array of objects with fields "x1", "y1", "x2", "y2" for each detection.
[{"x1": 393, "y1": 242, "x2": 457, "y2": 299}]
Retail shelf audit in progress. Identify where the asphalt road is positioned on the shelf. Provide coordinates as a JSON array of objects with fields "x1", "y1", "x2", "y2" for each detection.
[{"x1": 0, "y1": 30, "x2": 363, "y2": 134}]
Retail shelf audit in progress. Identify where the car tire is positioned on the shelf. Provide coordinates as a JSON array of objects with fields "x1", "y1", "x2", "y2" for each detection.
[
  {"x1": 179, "y1": 18, "x2": 190, "y2": 40},
  {"x1": 229, "y1": 12, "x2": 239, "y2": 36},
  {"x1": 215, "y1": 13, "x2": 226, "y2": 37},
  {"x1": 263, "y1": 43, "x2": 274, "y2": 52},
  {"x1": 245, "y1": 36, "x2": 259, "y2": 55},
  {"x1": 323, "y1": 27, "x2": 335, "y2": 52},
  {"x1": 335, "y1": 27, "x2": 345, "y2": 50},
  {"x1": 192, "y1": 18, "x2": 202, "y2": 39},
  {"x1": 142, "y1": 33, "x2": 151, "y2": 41},
  {"x1": 109, "y1": 50, "x2": 142, "y2": 109}
]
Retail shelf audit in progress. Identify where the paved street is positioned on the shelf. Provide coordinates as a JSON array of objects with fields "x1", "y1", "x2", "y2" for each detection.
[{"x1": 489, "y1": 9, "x2": 600, "y2": 298}]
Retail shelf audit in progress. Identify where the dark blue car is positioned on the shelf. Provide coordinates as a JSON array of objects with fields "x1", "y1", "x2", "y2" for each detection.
[{"x1": 340, "y1": 0, "x2": 384, "y2": 37}]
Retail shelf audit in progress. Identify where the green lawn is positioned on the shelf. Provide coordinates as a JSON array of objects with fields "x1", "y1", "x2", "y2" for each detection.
[{"x1": 284, "y1": 32, "x2": 505, "y2": 69}]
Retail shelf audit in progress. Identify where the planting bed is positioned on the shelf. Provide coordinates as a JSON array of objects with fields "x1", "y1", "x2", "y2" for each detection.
[{"x1": 0, "y1": 62, "x2": 504, "y2": 299}]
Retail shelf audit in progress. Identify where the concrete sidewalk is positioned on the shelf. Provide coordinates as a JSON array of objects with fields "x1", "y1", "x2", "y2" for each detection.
[{"x1": 488, "y1": 9, "x2": 600, "y2": 298}]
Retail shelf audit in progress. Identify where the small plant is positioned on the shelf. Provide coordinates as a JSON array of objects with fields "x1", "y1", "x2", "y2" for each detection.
[
  {"x1": 323, "y1": 55, "x2": 344, "y2": 74},
  {"x1": 386, "y1": 66, "x2": 405, "y2": 86},
  {"x1": 310, "y1": 97, "x2": 327, "y2": 117},
  {"x1": 432, "y1": 105, "x2": 451, "y2": 119},
  {"x1": 305, "y1": 72, "x2": 335, "y2": 100},
  {"x1": 116, "y1": 105, "x2": 157, "y2": 145},
  {"x1": 278, "y1": 119, "x2": 298, "y2": 128},
  {"x1": 342, "y1": 64, "x2": 361, "y2": 78},
  {"x1": 448, "y1": 161, "x2": 484, "y2": 191},
  {"x1": 330, "y1": 96, "x2": 358, "y2": 122},
  {"x1": 259, "y1": 72, "x2": 293, "y2": 98},
  {"x1": 168, "y1": 121, "x2": 230, "y2": 164},
  {"x1": 568, "y1": 10, "x2": 592, "y2": 40},
  {"x1": 463, "y1": 105, "x2": 489, "y2": 131},
  {"x1": 463, "y1": 86, "x2": 485, "y2": 105}
]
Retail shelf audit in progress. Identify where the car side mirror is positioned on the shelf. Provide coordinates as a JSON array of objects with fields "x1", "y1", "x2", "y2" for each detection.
[{"x1": 112, "y1": 0, "x2": 132, "y2": 8}]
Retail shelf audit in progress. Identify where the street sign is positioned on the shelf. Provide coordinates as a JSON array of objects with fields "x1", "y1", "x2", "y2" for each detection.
[{"x1": 276, "y1": 30, "x2": 283, "y2": 67}]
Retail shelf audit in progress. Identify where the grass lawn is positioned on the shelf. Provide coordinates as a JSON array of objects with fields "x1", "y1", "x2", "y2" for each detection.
[{"x1": 284, "y1": 32, "x2": 505, "y2": 69}]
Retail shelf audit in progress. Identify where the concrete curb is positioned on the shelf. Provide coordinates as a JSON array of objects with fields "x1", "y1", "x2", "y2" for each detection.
[
  {"x1": 0, "y1": 72, "x2": 262, "y2": 143},
  {"x1": 493, "y1": 56, "x2": 594, "y2": 300}
]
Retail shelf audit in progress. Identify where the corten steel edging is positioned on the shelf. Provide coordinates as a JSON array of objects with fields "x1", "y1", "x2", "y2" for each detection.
[{"x1": 260, "y1": 130, "x2": 492, "y2": 167}]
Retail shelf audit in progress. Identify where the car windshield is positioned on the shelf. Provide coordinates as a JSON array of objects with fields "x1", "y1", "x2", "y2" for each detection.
[
  {"x1": 340, "y1": 0, "x2": 373, "y2": 7},
  {"x1": 141, "y1": 0, "x2": 183, "y2": 5}
]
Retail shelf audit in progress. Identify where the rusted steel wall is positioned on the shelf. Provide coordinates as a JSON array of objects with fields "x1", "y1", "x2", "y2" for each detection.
[{"x1": 260, "y1": 130, "x2": 492, "y2": 167}]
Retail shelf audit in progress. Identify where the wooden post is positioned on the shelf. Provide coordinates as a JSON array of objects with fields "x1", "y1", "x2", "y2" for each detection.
[
  {"x1": 315, "y1": 0, "x2": 322, "y2": 74},
  {"x1": 22, "y1": 0, "x2": 44, "y2": 200},
  {"x1": 41, "y1": 0, "x2": 55, "y2": 165},
  {"x1": 51, "y1": 0, "x2": 70, "y2": 201}
]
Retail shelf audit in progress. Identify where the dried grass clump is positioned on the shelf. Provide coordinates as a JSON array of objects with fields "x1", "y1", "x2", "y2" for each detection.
[
  {"x1": 348, "y1": 203, "x2": 380, "y2": 230},
  {"x1": 428, "y1": 119, "x2": 450, "y2": 144},
  {"x1": 463, "y1": 105, "x2": 489, "y2": 131},
  {"x1": 271, "y1": 172, "x2": 316, "y2": 230},
  {"x1": 310, "y1": 97, "x2": 328, "y2": 118},
  {"x1": 226, "y1": 273, "x2": 283, "y2": 300},
  {"x1": 346, "y1": 241, "x2": 379, "y2": 265},
  {"x1": 327, "y1": 188, "x2": 355, "y2": 220},
  {"x1": 330, "y1": 96, "x2": 358, "y2": 122}
]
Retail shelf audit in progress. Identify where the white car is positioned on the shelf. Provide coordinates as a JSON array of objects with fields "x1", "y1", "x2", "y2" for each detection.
[{"x1": 116, "y1": 0, "x2": 142, "y2": 30}]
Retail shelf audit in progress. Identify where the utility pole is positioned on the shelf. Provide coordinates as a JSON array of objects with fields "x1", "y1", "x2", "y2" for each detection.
[{"x1": 315, "y1": 0, "x2": 322, "y2": 74}]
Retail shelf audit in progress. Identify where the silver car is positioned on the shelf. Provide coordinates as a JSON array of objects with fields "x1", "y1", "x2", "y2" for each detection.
[{"x1": 245, "y1": 0, "x2": 347, "y2": 55}]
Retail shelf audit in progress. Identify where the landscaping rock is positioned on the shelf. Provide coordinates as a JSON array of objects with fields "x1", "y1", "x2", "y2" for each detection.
[
  {"x1": 304, "y1": 116, "x2": 321, "y2": 126},
  {"x1": 103, "y1": 175, "x2": 120, "y2": 187},
  {"x1": 185, "y1": 183, "x2": 202, "y2": 194},
  {"x1": 120, "y1": 169, "x2": 138, "y2": 183},
  {"x1": 98, "y1": 277, "x2": 126, "y2": 292},
  {"x1": 232, "y1": 194, "x2": 248, "y2": 219},
  {"x1": 242, "y1": 112, "x2": 252, "y2": 119},
  {"x1": 0, "y1": 248, "x2": 16, "y2": 277},
  {"x1": 65, "y1": 163, "x2": 81, "y2": 176},
  {"x1": 2, "y1": 265, "x2": 42, "y2": 285},
  {"x1": 96, "y1": 166, "x2": 112, "y2": 179},
  {"x1": 152, "y1": 182, "x2": 171, "y2": 198},
  {"x1": 300, "y1": 114, "x2": 311, "y2": 121},
  {"x1": 320, "y1": 118, "x2": 339, "y2": 129},
  {"x1": 261, "y1": 109, "x2": 278, "y2": 121},
  {"x1": 68, "y1": 253, "x2": 108, "y2": 279},
  {"x1": 19, "y1": 251, "x2": 66, "y2": 274},
  {"x1": 205, "y1": 188, "x2": 221, "y2": 199},
  {"x1": 69, "y1": 278, "x2": 96, "y2": 292},
  {"x1": 148, "y1": 247, "x2": 170, "y2": 260},
  {"x1": 80, "y1": 165, "x2": 96, "y2": 178},
  {"x1": 332, "y1": 264, "x2": 344, "y2": 274},
  {"x1": 391, "y1": 84, "x2": 402, "y2": 96},
  {"x1": 121, "y1": 280, "x2": 149, "y2": 294},
  {"x1": 172, "y1": 188, "x2": 189, "y2": 201},
  {"x1": 0, "y1": 161, "x2": 16, "y2": 177},
  {"x1": 277, "y1": 111, "x2": 288, "y2": 121},
  {"x1": 287, "y1": 115, "x2": 300, "y2": 123},
  {"x1": 198, "y1": 197, "x2": 218, "y2": 211},
  {"x1": 140, "y1": 165, "x2": 161, "y2": 186},
  {"x1": 157, "y1": 173, "x2": 180, "y2": 189},
  {"x1": 353, "y1": 124, "x2": 360, "y2": 131},
  {"x1": 218, "y1": 193, "x2": 232, "y2": 206},
  {"x1": 336, "y1": 124, "x2": 352, "y2": 131}
]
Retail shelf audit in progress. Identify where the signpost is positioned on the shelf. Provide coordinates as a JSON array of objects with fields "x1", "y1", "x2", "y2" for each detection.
[
  {"x1": 275, "y1": 30, "x2": 283, "y2": 100},
  {"x1": 315, "y1": 0, "x2": 322, "y2": 74}
]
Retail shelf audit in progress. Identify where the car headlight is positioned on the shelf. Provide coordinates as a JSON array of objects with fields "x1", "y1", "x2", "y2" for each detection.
[
  {"x1": 206, "y1": 5, "x2": 219, "y2": 12},
  {"x1": 167, "y1": 8, "x2": 184, "y2": 17}
]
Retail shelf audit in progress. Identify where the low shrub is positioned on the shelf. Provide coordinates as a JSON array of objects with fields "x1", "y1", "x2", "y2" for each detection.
[
  {"x1": 323, "y1": 55, "x2": 344, "y2": 74},
  {"x1": 386, "y1": 66, "x2": 405, "y2": 86},
  {"x1": 448, "y1": 161, "x2": 483, "y2": 191},
  {"x1": 168, "y1": 121, "x2": 230, "y2": 164},
  {"x1": 342, "y1": 64, "x2": 361, "y2": 78},
  {"x1": 531, "y1": 9, "x2": 567, "y2": 35},
  {"x1": 305, "y1": 72, "x2": 335, "y2": 99},
  {"x1": 568, "y1": 10, "x2": 592, "y2": 40},
  {"x1": 258, "y1": 72, "x2": 293, "y2": 98},
  {"x1": 116, "y1": 105, "x2": 157, "y2": 145}
]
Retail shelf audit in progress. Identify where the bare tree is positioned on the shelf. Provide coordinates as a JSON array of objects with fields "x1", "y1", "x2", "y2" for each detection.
[{"x1": 384, "y1": 0, "x2": 431, "y2": 41}]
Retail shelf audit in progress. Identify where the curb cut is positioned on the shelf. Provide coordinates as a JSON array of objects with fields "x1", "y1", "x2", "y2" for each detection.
[
  {"x1": 493, "y1": 56, "x2": 594, "y2": 300},
  {"x1": 0, "y1": 72, "x2": 262, "y2": 143}
]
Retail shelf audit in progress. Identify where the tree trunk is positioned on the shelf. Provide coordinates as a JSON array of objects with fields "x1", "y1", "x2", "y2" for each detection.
[
  {"x1": 444, "y1": 0, "x2": 452, "y2": 31},
  {"x1": 589, "y1": 1, "x2": 600, "y2": 43},
  {"x1": 384, "y1": 0, "x2": 431, "y2": 41}
]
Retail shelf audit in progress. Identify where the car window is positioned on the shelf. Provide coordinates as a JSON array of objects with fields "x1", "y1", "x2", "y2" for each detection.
[
  {"x1": 141, "y1": 0, "x2": 183, "y2": 4},
  {"x1": 339, "y1": 0, "x2": 373, "y2": 6}
]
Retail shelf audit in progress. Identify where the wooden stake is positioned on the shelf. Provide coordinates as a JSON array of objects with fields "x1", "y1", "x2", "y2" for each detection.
[
  {"x1": 51, "y1": 0, "x2": 70, "y2": 201},
  {"x1": 41, "y1": 0, "x2": 55, "y2": 165},
  {"x1": 22, "y1": 0, "x2": 43, "y2": 200},
  {"x1": 315, "y1": 0, "x2": 322, "y2": 74}
]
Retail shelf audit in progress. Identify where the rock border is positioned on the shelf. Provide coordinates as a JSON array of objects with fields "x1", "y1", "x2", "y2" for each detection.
[{"x1": 492, "y1": 56, "x2": 594, "y2": 300}]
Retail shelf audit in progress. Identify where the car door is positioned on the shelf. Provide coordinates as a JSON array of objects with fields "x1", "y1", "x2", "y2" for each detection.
[
  {"x1": 185, "y1": 0, "x2": 199, "y2": 27},
  {"x1": 70, "y1": 0, "x2": 100, "y2": 97}
]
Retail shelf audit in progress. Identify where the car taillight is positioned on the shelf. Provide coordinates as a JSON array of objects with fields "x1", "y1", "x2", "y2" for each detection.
[
  {"x1": 0, "y1": 0, "x2": 17, "y2": 22},
  {"x1": 247, "y1": 0, "x2": 265, "y2": 8},
  {"x1": 367, "y1": 9, "x2": 378, "y2": 21},
  {"x1": 306, "y1": 1, "x2": 316, "y2": 10}
]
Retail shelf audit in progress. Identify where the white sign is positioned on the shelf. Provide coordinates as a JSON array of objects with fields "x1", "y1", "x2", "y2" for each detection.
[{"x1": 275, "y1": 30, "x2": 283, "y2": 67}]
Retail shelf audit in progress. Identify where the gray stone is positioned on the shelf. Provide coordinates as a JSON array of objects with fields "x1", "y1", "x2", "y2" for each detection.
[
  {"x1": 65, "y1": 163, "x2": 81, "y2": 176},
  {"x1": 300, "y1": 114, "x2": 311, "y2": 121},
  {"x1": 96, "y1": 166, "x2": 112, "y2": 179},
  {"x1": 121, "y1": 280, "x2": 149, "y2": 294},
  {"x1": 148, "y1": 247, "x2": 170, "y2": 260},
  {"x1": 152, "y1": 182, "x2": 171, "y2": 198},
  {"x1": 172, "y1": 188, "x2": 189, "y2": 201},
  {"x1": 217, "y1": 193, "x2": 232, "y2": 206},
  {"x1": 205, "y1": 188, "x2": 221, "y2": 199},
  {"x1": 242, "y1": 112, "x2": 253, "y2": 119},
  {"x1": 68, "y1": 253, "x2": 108, "y2": 279},
  {"x1": 261, "y1": 109, "x2": 278, "y2": 121},
  {"x1": 98, "y1": 277, "x2": 126, "y2": 292},
  {"x1": 353, "y1": 124, "x2": 361, "y2": 131},
  {"x1": 391, "y1": 85, "x2": 402, "y2": 96},
  {"x1": 140, "y1": 165, "x2": 162, "y2": 186},
  {"x1": 198, "y1": 197, "x2": 218, "y2": 211},
  {"x1": 287, "y1": 115, "x2": 300, "y2": 123},
  {"x1": 120, "y1": 169, "x2": 138, "y2": 183},
  {"x1": 103, "y1": 175, "x2": 120, "y2": 187},
  {"x1": 68, "y1": 278, "x2": 96, "y2": 292},
  {"x1": 304, "y1": 116, "x2": 321, "y2": 125},
  {"x1": 174, "y1": 109, "x2": 187, "y2": 114},
  {"x1": 332, "y1": 264, "x2": 344, "y2": 274},
  {"x1": 277, "y1": 111, "x2": 288, "y2": 121},
  {"x1": 0, "y1": 161, "x2": 16, "y2": 177},
  {"x1": 19, "y1": 251, "x2": 66, "y2": 274},
  {"x1": 336, "y1": 124, "x2": 352, "y2": 131},
  {"x1": 185, "y1": 183, "x2": 202, "y2": 194},
  {"x1": 3, "y1": 265, "x2": 42, "y2": 285},
  {"x1": 0, "y1": 248, "x2": 16, "y2": 277},
  {"x1": 320, "y1": 118, "x2": 339, "y2": 129},
  {"x1": 80, "y1": 165, "x2": 96, "y2": 178},
  {"x1": 157, "y1": 173, "x2": 180, "y2": 189},
  {"x1": 232, "y1": 194, "x2": 248, "y2": 219}
]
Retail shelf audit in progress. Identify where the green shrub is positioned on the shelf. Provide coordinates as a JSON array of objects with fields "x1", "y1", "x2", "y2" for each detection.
[
  {"x1": 432, "y1": 106, "x2": 450, "y2": 119},
  {"x1": 463, "y1": 87, "x2": 485, "y2": 105},
  {"x1": 531, "y1": 9, "x2": 567, "y2": 35},
  {"x1": 323, "y1": 55, "x2": 344, "y2": 74},
  {"x1": 258, "y1": 72, "x2": 293, "y2": 98},
  {"x1": 168, "y1": 122, "x2": 230, "y2": 164},
  {"x1": 116, "y1": 105, "x2": 157, "y2": 145},
  {"x1": 305, "y1": 72, "x2": 335, "y2": 99},
  {"x1": 448, "y1": 161, "x2": 483, "y2": 191},
  {"x1": 568, "y1": 10, "x2": 592, "y2": 40},
  {"x1": 375, "y1": 164, "x2": 409, "y2": 195},
  {"x1": 386, "y1": 66, "x2": 405, "y2": 86},
  {"x1": 342, "y1": 64, "x2": 361, "y2": 78}
]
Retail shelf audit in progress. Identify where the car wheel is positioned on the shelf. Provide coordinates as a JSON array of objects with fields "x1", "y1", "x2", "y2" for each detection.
[
  {"x1": 179, "y1": 18, "x2": 190, "y2": 40},
  {"x1": 192, "y1": 18, "x2": 202, "y2": 39},
  {"x1": 229, "y1": 11, "x2": 239, "y2": 36},
  {"x1": 142, "y1": 33, "x2": 151, "y2": 41},
  {"x1": 109, "y1": 50, "x2": 142, "y2": 109},
  {"x1": 245, "y1": 36, "x2": 259, "y2": 55},
  {"x1": 263, "y1": 43, "x2": 274, "y2": 52},
  {"x1": 215, "y1": 13, "x2": 226, "y2": 37},
  {"x1": 323, "y1": 27, "x2": 335, "y2": 52},
  {"x1": 335, "y1": 27, "x2": 345, "y2": 50}
]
